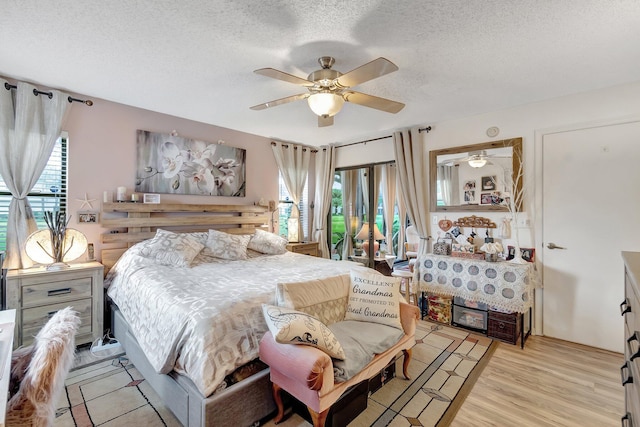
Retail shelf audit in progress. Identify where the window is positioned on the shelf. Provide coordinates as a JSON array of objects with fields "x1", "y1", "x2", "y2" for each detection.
[
  {"x1": 0, "y1": 134, "x2": 67, "y2": 251},
  {"x1": 278, "y1": 172, "x2": 309, "y2": 241}
]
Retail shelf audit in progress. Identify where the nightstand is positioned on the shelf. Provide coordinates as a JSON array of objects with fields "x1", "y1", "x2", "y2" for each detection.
[
  {"x1": 286, "y1": 242, "x2": 319, "y2": 257},
  {"x1": 6, "y1": 262, "x2": 104, "y2": 348}
]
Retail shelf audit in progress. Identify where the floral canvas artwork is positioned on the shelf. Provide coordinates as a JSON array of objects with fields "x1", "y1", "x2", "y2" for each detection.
[{"x1": 135, "y1": 130, "x2": 246, "y2": 197}]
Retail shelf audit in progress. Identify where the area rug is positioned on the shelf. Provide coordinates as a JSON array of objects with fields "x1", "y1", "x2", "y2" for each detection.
[{"x1": 53, "y1": 321, "x2": 496, "y2": 427}]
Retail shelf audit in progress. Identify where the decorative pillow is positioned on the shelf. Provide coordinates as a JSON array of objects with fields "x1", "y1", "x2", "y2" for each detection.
[
  {"x1": 248, "y1": 229, "x2": 288, "y2": 255},
  {"x1": 138, "y1": 229, "x2": 204, "y2": 267},
  {"x1": 345, "y1": 269, "x2": 403, "y2": 329},
  {"x1": 204, "y1": 229, "x2": 250, "y2": 260},
  {"x1": 262, "y1": 304, "x2": 346, "y2": 360}
]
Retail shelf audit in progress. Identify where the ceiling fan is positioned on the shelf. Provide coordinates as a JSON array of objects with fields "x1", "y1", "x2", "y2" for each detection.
[
  {"x1": 443, "y1": 150, "x2": 511, "y2": 168},
  {"x1": 250, "y1": 56, "x2": 405, "y2": 127}
]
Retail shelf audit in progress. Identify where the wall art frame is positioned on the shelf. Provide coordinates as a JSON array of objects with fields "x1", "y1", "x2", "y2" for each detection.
[{"x1": 135, "y1": 130, "x2": 246, "y2": 197}]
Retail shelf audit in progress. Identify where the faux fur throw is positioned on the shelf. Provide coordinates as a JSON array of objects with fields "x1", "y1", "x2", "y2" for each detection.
[{"x1": 6, "y1": 307, "x2": 80, "y2": 427}]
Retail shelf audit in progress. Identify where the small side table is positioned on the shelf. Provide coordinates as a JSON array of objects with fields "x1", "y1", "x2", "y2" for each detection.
[
  {"x1": 350, "y1": 254, "x2": 396, "y2": 276},
  {"x1": 286, "y1": 242, "x2": 319, "y2": 257}
]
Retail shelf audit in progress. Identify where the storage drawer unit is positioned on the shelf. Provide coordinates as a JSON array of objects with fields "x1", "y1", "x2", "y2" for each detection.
[
  {"x1": 426, "y1": 294, "x2": 452, "y2": 324},
  {"x1": 487, "y1": 310, "x2": 521, "y2": 345},
  {"x1": 621, "y1": 252, "x2": 640, "y2": 425},
  {"x1": 453, "y1": 296, "x2": 488, "y2": 311},
  {"x1": 7, "y1": 262, "x2": 104, "y2": 347},
  {"x1": 452, "y1": 305, "x2": 487, "y2": 332}
]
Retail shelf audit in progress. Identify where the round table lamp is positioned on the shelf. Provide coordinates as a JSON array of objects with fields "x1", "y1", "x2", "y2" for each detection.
[
  {"x1": 355, "y1": 223, "x2": 385, "y2": 256},
  {"x1": 25, "y1": 228, "x2": 88, "y2": 270}
]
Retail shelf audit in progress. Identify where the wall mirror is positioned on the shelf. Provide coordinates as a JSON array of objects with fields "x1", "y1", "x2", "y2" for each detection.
[{"x1": 430, "y1": 137, "x2": 523, "y2": 212}]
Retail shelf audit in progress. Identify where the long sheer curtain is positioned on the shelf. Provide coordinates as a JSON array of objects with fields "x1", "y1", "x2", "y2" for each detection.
[
  {"x1": 393, "y1": 127, "x2": 430, "y2": 255},
  {"x1": 0, "y1": 80, "x2": 69, "y2": 269},
  {"x1": 395, "y1": 176, "x2": 408, "y2": 259},
  {"x1": 271, "y1": 141, "x2": 311, "y2": 240},
  {"x1": 340, "y1": 170, "x2": 358, "y2": 260},
  {"x1": 381, "y1": 164, "x2": 397, "y2": 254},
  {"x1": 312, "y1": 146, "x2": 335, "y2": 258},
  {"x1": 359, "y1": 167, "x2": 381, "y2": 222}
]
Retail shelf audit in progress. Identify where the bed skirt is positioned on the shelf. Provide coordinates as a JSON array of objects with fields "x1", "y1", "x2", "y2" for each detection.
[{"x1": 111, "y1": 304, "x2": 276, "y2": 426}]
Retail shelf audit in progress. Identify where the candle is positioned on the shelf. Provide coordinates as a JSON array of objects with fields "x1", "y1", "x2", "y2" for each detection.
[
  {"x1": 103, "y1": 191, "x2": 110, "y2": 203},
  {"x1": 116, "y1": 186, "x2": 126, "y2": 202},
  {"x1": 131, "y1": 193, "x2": 139, "y2": 202}
]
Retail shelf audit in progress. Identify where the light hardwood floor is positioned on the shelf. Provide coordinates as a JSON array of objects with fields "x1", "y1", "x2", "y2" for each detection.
[{"x1": 451, "y1": 335, "x2": 625, "y2": 427}]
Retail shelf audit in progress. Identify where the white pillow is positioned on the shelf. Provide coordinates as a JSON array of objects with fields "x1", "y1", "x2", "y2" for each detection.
[
  {"x1": 138, "y1": 229, "x2": 204, "y2": 267},
  {"x1": 204, "y1": 229, "x2": 250, "y2": 260},
  {"x1": 262, "y1": 304, "x2": 346, "y2": 360},
  {"x1": 248, "y1": 229, "x2": 288, "y2": 255},
  {"x1": 345, "y1": 269, "x2": 403, "y2": 329}
]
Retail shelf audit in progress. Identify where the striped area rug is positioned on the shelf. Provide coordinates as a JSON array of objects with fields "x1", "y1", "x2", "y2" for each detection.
[{"x1": 54, "y1": 321, "x2": 497, "y2": 427}]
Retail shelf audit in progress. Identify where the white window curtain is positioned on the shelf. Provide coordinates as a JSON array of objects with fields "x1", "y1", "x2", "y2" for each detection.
[
  {"x1": 381, "y1": 164, "x2": 397, "y2": 255},
  {"x1": 312, "y1": 146, "x2": 335, "y2": 258},
  {"x1": 340, "y1": 169, "x2": 358, "y2": 261},
  {"x1": 393, "y1": 127, "x2": 430, "y2": 255},
  {"x1": 395, "y1": 176, "x2": 408, "y2": 260},
  {"x1": 272, "y1": 141, "x2": 311, "y2": 241},
  {"x1": 0, "y1": 80, "x2": 69, "y2": 269},
  {"x1": 359, "y1": 167, "x2": 381, "y2": 222}
]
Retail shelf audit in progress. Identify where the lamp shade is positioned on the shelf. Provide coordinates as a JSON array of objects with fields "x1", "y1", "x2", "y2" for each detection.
[
  {"x1": 307, "y1": 92, "x2": 345, "y2": 117},
  {"x1": 468, "y1": 156, "x2": 487, "y2": 168},
  {"x1": 287, "y1": 217, "x2": 299, "y2": 243},
  {"x1": 355, "y1": 223, "x2": 385, "y2": 241},
  {"x1": 25, "y1": 228, "x2": 88, "y2": 268}
]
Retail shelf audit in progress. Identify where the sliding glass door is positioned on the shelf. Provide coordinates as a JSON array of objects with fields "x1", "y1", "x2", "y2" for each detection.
[{"x1": 329, "y1": 162, "x2": 401, "y2": 268}]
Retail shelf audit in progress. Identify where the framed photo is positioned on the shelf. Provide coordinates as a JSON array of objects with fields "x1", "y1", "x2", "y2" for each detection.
[
  {"x1": 463, "y1": 180, "x2": 476, "y2": 191},
  {"x1": 135, "y1": 130, "x2": 246, "y2": 197},
  {"x1": 480, "y1": 193, "x2": 493, "y2": 205},
  {"x1": 464, "y1": 190, "x2": 476, "y2": 203},
  {"x1": 506, "y1": 246, "x2": 535, "y2": 263},
  {"x1": 481, "y1": 176, "x2": 496, "y2": 191},
  {"x1": 143, "y1": 193, "x2": 161, "y2": 204},
  {"x1": 77, "y1": 211, "x2": 99, "y2": 224},
  {"x1": 481, "y1": 192, "x2": 503, "y2": 205}
]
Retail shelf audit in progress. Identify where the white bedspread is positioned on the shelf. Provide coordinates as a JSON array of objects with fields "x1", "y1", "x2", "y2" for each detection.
[{"x1": 105, "y1": 246, "x2": 358, "y2": 397}]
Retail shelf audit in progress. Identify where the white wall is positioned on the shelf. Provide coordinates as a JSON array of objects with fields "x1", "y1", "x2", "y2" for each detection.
[{"x1": 334, "y1": 80, "x2": 640, "y2": 250}]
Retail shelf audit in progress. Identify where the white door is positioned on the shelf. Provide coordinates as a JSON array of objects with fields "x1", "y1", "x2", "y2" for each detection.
[{"x1": 542, "y1": 120, "x2": 640, "y2": 352}]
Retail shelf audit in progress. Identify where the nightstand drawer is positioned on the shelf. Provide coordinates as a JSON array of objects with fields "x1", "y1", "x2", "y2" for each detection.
[
  {"x1": 7, "y1": 262, "x2": 104, "y2": 347},
  {"x1": 22, "y1": 298, "x2": 93, "y2": 346},
  {"x1": 286, "y1": 242, "x2": 318, "y2": 256},
  {"x1": 21, "y1": 277, "x2": 93, "y2": 307}
]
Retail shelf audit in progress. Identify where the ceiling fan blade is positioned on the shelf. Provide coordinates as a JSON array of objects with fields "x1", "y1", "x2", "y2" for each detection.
[
  {"x1": 250, "y1": 93, "x2": 309, "y2": 110},
  {"x1": 343, "y1": 91, "x2": 405, "y2": 114},
  {"x1": 336, "y1": 58, "x2": 399, "y2": 88},
  {"x1": 318, "y1": 115, "x2": 334, "y2": 127},
  {"x1": 254, "y1": 68, "x2": 314, "y2": 86}
]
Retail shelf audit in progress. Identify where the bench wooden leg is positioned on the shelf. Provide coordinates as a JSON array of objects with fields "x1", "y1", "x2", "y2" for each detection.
[
  {"x1": 402, "y1": 348, "x2": 412, "y2": 380},
  {"x1": 272, "y1": 383, "x2": 285, "y2": 424},
  {"x1": 308, "y1": 406, "x2": 329, "y2": 427}
]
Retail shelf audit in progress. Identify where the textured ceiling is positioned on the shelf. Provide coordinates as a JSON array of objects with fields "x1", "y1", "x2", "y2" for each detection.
[{"x1": 2, "y1": 1, "x2": 640, "y2": 146}]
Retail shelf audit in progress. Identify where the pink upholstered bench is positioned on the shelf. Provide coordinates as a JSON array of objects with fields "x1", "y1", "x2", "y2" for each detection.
[{"x1": 259, "y1": 271, "x2": 419, "y2": 427}]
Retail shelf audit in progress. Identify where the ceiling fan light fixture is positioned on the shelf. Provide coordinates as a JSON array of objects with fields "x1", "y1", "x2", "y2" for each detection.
[
  {"x1": 468, "y1": 157, "x2": 487, "y2": 168},
  {"x1": 307, "y1": 92, "x2": 344, "y2": 117}
]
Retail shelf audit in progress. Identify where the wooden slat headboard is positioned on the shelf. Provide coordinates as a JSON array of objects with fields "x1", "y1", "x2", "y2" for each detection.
[{"x1": 100, "y1": 202, "x2": 269, "y2": 272}]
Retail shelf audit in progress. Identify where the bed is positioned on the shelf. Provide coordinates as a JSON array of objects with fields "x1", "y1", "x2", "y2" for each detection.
[{"x1": 100, "y1": 202, "x2": 359, "y2": 426}]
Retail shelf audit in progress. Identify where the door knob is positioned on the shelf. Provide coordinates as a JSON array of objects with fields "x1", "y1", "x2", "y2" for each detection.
[{"x1": 547, "y1": 242, "x2": 566, "y2": 250}]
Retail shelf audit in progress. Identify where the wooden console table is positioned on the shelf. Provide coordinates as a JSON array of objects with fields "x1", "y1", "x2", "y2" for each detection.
[{"x1": 414, "y1": 254, "x2": 536, "y2": 348}]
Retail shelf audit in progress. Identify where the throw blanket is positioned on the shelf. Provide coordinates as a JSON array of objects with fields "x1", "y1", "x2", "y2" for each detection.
[{"x1": 106, "y1": 246, "x2": 357, "y2": 397}]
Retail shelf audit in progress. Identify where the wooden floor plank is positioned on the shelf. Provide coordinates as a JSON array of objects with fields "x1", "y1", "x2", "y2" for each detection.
[{"x1": 450, "y1": 335, "x2": 625, "y2": 427}]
